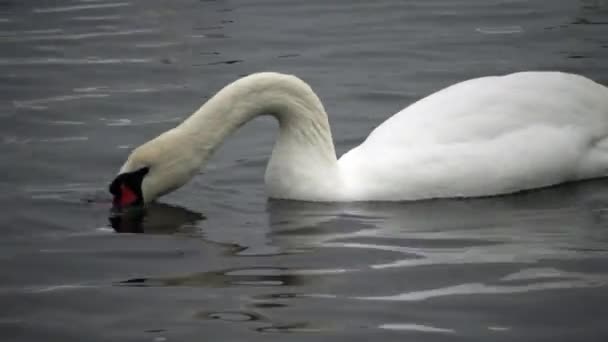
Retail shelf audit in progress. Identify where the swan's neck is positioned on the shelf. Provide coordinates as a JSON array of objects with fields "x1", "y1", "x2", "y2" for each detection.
[{"x1": 178, "y1": 72, "x2": 341, "y2": 200}]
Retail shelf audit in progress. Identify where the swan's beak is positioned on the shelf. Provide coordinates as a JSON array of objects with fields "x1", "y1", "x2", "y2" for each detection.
[
  {"x1": 111, "y1": 183, "x2": 140, "y2": 209},
  {"x1": 109, "y1": 167, "x2": 149, "y2": 210}
]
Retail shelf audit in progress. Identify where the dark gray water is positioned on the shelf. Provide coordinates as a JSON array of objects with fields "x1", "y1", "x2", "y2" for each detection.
[{"x1": 2, "y1": 0, "x2": 608, "y2": 341}]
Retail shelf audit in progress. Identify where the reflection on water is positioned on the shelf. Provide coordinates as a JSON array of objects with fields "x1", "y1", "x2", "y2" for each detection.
[
  {"x1": 117, "y1": 266, "x2": 303, "y2": 287},
  {"x1": 109, "y1": 202, "x2": 205, "y2": 234},
  {"x1": 109, "y1": 180, "x2": 608, "y2": 302},
  {"x1": 108, "y1": 178, "x2": 608, "y2": 264},
  {"x1": 267, "y1": 180, "x2": 608, "y2": 249},
  {"x1": 379, "y1": 323, "x2": 455, "y2": 334},
  {"x1": 195, "y1": 310, "x2": 325, "y2": 334},
  {"x1": 355, "y1": 271, "x2": 608, "y2": 302},
  {"x1": 198, "y1": 310, "x2": 265, "y2": 322},
  {"x1": 32, "y1": 3, "x2": 132, "y2": 14},
  {"x1": 254, "y1": 322, "x2": 325, "y2": 334}
]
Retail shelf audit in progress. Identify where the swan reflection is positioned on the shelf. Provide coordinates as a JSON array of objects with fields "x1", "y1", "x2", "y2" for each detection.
[
  {"x1": 109, "y1": 179, "x2": 608, "y2": 253},
  {"x1": 107, "y1": 180, "x2": 608, "y2": 308},
  {"x1": 109, "y1": 202, "x2": 205, "y2": 234}
]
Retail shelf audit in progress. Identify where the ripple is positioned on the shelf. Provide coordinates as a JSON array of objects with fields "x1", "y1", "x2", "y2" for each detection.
[
  {"x1": 0, "y1": 29, "x2": 157, "y2": 42},
  {"x1": 476, "y1": 25, "x2": 524, "y2": 34},
  {"x1": 114, "y1": 267, "x2": 341, "y2": 288},
  {"x1": 251, "y1": 302, "x2": 287, "y2": 309},
  {"x1": 488, "y1": 326, "x2": 511, "y2": 332},
  {"x1": 227, "y1": 267, "x2": 351, "y2": 276},
  {"x1": 101, "y1": 116, "x2": 184, "y2": 126},
  {"x1": 206, "y1": 59, "x2": 243, "y2": 66},
  {"x1": 0, "y1": 57, "x2": 151, "y2": 65},
  {"x1": 255, "y1": 322, "x2": 323, "y2": 334},
  {"x1": 3, "y1": 135, "x2": 89, "y2": 145},
  {"x1": 356, "y1": 273, "x2": 608, "y2": 302},
  {"x1": 33, "y1": 45, "x2": 65, "y2": 52},
  {"x1": 572, "y1": 17, "x2": 608, "y2": 25},
  {"x1": 22, "y1": 183, "x2": 103, "y2": 202},
  {"x1": 36, "y1": 136, "x2": 89, "y2": 143},
  {"x1": 501, "y1": 267, "x2": 575, "y2": 282},
  {"x1": 255, "y1": 323, "x2": 327, "y2": 334},
  {"x1": 70, "y1": 15, "x2": 122, "y2": 21},
  {"x1": 196, "y1": 311, "x2": 265, "y2": 322},
  {"x1": 324, "y1": 239, "x2": 608, "y2": 270},
  {"x1": 114, "y1": 271, "x2": 283, "y2": 287},
  {"x1": 135, "y1": 41, "x2": 180, "y2": 48},
  {"x1": 75, "y1": 83, "x2": 183, "y2": 95},
  {"x1": 0, "y1": 284, "x2": 99, "y2": 295},
  {"x1": 0, "y1": 29, "x2": 64, "y2": 37},
  {"x1": 379, "y1": 323, "x2": 455, "y2": 334},
  {"x1": 254, "y1": 293, "x2": 301, "y2": 300},
  {"x1": 29, "y1": 283, "x2": 94, "y2": 293},
  {"x1": 103, "y1": 118, "x2": 131, "y2": 126},
  {"x1": 277, "y1": 53, "x2": 300, "y2": 58},
  {"x1": 144, "y1": 329, "x2": 166, "y2": 333},
  {"x1": 24, "y1": 119, "x2": 86, "y2": 126},
  {"x1": 14, "y1": 93, "x2": 109, "y2": 110},
  {"x1": 32, "y1": 2, "x2": 131, "y2": 14}
]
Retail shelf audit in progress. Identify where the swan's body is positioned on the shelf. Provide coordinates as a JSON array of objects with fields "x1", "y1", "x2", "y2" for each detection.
[{"x1": 112, "y1": 71, "x2": 608, "y2": 204}]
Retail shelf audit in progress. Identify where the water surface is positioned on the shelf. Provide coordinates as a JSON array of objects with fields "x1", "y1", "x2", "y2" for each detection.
[{"x1": 2, "y1": 0, "x2": 608, "y2": 341}]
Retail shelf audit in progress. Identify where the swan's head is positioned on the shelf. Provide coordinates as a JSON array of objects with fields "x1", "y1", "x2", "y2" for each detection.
[{"x1": 109, "y1": 129, "x2": 203, "y2": 208}]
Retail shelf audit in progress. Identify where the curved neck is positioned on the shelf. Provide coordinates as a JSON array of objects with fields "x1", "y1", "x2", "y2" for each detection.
[{"x1": 178, "y1": 72, "x2": 341, "y2": 200}]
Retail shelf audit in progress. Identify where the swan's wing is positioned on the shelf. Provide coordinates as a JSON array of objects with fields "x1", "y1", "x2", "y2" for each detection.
[
  {"x1": 340, "y1": 125, "x2": 592, "y2": 200},
  {"x1": 338, "y1": 72, "x2": 608, "y2": 201},
  {"x1": 365, "y1": 71, "x2": 608, "y2": 147}
]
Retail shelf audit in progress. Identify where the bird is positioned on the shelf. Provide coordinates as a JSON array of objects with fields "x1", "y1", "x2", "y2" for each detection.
[{"x1": 109, "y1": 71, "x2": 608, "y2": 208}]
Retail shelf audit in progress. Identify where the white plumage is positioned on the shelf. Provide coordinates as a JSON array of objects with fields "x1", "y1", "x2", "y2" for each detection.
[
  {"x1": 115, "y1": 71, "x2": 608, "y2": 203},
  {"x1": 339, "y1": 72, "x2": 608, "y2": 200}
]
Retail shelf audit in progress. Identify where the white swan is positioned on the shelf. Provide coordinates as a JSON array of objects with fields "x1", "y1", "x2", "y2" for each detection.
[{"x1": 109, "y1": 71, "x2": 608, "y2": 207}]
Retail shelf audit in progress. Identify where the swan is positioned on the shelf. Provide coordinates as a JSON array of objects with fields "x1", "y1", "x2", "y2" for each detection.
[{"x1": 110, "y1": 71, "x2": 608, "y2": 207}]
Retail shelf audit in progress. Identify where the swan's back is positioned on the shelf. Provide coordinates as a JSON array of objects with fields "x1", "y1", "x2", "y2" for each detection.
[
  {"x1": 339, "y1": 71, "x2": 608, "y2": 201},
  {"x1": 368, "y1": 72, "x2": 608, "y2": 146}
]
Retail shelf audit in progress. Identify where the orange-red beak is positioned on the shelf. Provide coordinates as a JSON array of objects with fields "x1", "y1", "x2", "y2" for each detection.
[
  {"x1": 113, "y1": 184, "x2": 139, "y2": 208},
  {"x1": 109, "y1": 167, "x2": 149, "y2": 210}
]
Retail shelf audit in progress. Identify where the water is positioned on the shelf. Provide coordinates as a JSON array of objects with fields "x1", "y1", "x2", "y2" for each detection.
[{"x1": 2, "y1": 0, "x2": 608, "y2": 341}]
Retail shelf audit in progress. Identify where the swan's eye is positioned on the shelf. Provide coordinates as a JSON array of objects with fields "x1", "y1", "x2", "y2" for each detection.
[{"x1": 109, "y1": 167, "x2": 149, "y2": 209}]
